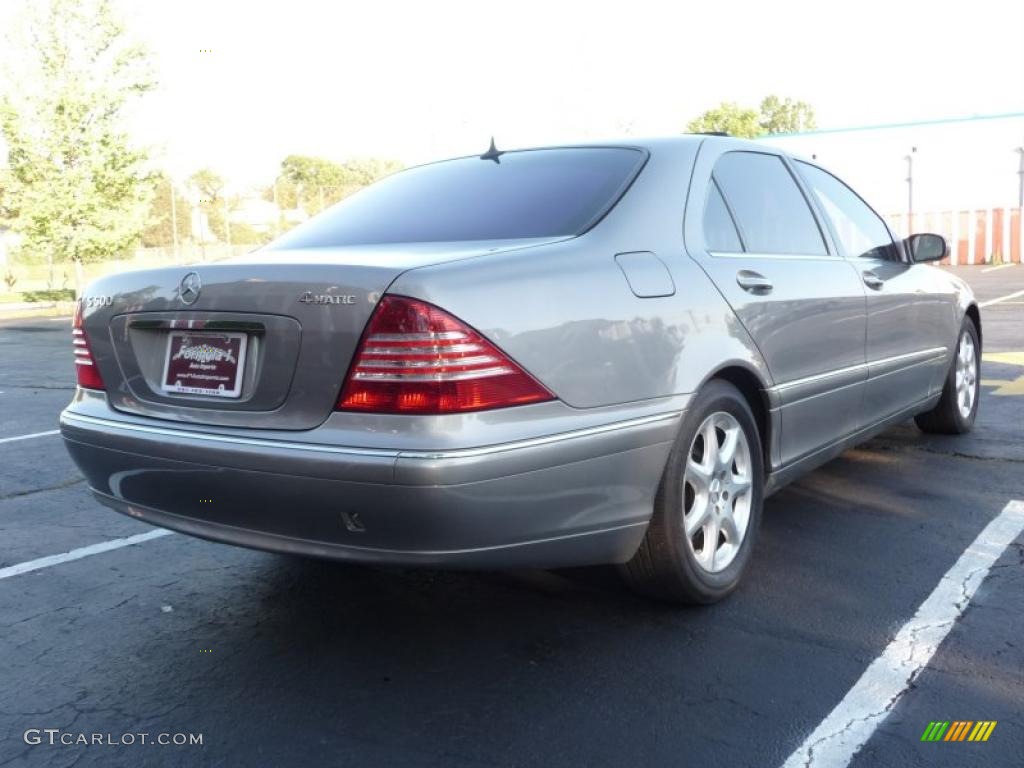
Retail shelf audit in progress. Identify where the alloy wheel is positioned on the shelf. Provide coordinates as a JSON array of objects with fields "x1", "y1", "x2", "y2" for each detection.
[
  {"x1": 955, "y1": 330, "x2": 978, "y2": 420},
  {"x1": 682, "y1": 411, "x2": 754, "y2": 573}
]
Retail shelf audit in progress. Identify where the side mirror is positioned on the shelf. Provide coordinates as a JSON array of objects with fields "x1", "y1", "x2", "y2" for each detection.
[{"x1": 906, "y1": 233, "x2": 947, "y2": 263}]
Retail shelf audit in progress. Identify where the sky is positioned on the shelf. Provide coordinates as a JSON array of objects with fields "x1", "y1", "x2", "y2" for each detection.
[{"x1": 2, "y1": 0, "x2": 1023, "y2": 190}]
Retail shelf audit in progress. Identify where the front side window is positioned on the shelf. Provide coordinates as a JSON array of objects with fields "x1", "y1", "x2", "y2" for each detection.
[
  {"x1": 267, "y1": 148, "x2": 646, "y2": 248},
  {"x1": 796, "y1": 162, "x2": 898, "y2": 261},
  {"x1": 712, "y1": 152, "x2": 827, "y2": 256}
]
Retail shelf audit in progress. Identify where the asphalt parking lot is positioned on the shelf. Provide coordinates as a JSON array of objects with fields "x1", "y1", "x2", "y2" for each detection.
[{"x1": 1, "y1": 265, "x2": 1022, "y2": 768}]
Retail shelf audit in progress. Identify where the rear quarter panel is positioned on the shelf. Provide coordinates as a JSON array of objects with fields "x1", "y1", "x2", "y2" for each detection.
[{"x1": 387, "y1": 140, "x2": 773, "y2": 409}]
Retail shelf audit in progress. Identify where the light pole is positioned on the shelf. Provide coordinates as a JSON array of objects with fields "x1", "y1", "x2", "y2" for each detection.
[
  {"x1": 1015, "y1": 147, "x2": 1023, "y2": 210},
  {"x1": 223, "y1": 196, "x2": 232, "y2": 250},
  {"x1": 905, "y1": 147, "x2": 917, "y2": 232},
  {"x1": 272, "y1": 179, "x2": 281, "y2": 237},
  {"x1": 169, "y1": 181, "x2": 180, "y2": 262}
]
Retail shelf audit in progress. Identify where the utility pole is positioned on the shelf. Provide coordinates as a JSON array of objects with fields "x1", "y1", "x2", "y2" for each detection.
[{"x1": 169, "y1": 181, "x2": 180, "y2": 262}]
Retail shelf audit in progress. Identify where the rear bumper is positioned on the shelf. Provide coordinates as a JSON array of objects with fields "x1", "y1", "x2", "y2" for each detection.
[{"x1": 60, "y1": 404, "x2": 680, "y2": 568}]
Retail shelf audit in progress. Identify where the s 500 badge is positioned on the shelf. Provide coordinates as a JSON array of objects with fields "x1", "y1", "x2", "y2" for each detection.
[{"x1": 299, "y1": 292, "x2": 355, "y2": 305}]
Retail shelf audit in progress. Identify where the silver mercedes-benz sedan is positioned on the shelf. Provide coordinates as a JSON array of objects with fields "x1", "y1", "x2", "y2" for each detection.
[{"x1": 61, "y1": 136, "x2": 981, "y2": 603}]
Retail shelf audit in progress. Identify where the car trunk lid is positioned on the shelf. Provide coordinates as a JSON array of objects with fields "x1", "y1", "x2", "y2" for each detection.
[{"x1": 79, "y1": 240, "x2": 562, "y2": 430}]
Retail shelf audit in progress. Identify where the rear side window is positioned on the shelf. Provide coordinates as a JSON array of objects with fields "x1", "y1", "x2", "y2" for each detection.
[
  {"x1": 713, "y1": 152, "x2": 827, "y2": 256},
  {"x1": 703, "y1": 182, "x2": 743, "y2": 252},
  {"x1": 268, "y1": 148, "x2": 646, "y2": 248},
  {"x1": 796, "y1": 162, "x2": 898, "y2": 261}
]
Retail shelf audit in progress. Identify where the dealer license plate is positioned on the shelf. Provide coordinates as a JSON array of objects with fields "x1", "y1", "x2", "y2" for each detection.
[{"x1": 161, "y1": 331, "x2": 247, "y2": 398}]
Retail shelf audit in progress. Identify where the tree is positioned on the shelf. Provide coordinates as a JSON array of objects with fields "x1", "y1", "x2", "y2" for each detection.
[
  {"x1": 340, "y1": 157, "x2": 404, "y2": 187},
  {"x1": 758, "y1": 95, "x2": 816, "y2": 134},
  {"x1": 270, "y1": 155, "x2": 404, "y2": 216},
  {"x1": 278, "y1": 155, "x2": 345, "y2": 212},
  {"x1": 0, "y1": 169, "x2": 12, "y2": 222},
  {"x1": 0, "y1": 0, "x2": 156, "y2": 294},
  {"x1": 141, "y1": 174, "x2": 190, "y2": 248},
  {"x1": 686, "y1": 95, "x2": 817, "y2": 138},
  {"x1": 281, "y1": 155, "x2": 346, "y2": 188},
  {"x1": 188, "y1": 168, "x2": 225, "y2": 202},
  {"x1": 228, "y1": 221, "x2": 268, "y2": 246},
  {"x1": 188, "y1": 168, "x2": 229, "y2": 243},
  {"x1": 686, "y1": 102, "x2": 762, "y2": 139}
]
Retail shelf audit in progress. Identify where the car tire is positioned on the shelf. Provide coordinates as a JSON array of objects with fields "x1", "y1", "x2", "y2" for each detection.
[
  {"x1": 620, "y1": 379, "x2": 764, "y2": 604},
  {"x1": 914, "y1": 316, "x2": 980, "y2": 435}
]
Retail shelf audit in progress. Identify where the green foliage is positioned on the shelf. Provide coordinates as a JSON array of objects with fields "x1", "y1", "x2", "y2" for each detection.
[
  {"x1": 187, "y1": 168, "x2": 229, "y2": 242},
  {"x1": 281, "y1": 155, "x2": 347, "y2": 189},
  {"x1": 0, "y1": 0, "x2": 156, "y2": 273},
  {"x1": 263, "y1": 178, "x2": 300, "y2": 210},
  {"x1": 686, "y1": 95, "x2": 817, "y2": 138},
  {"x1": 758, "y1": 95, "x2": 817, "y2": 134},
  {"x1": 205, "y1": 201, "x2": 228, "y2": 242},
  {"x1": 271, "y1": 155, "x2": 404, "y2": 214},
  {"x1": 687, "y1": 102, "x2": 762, "y2": 139},
  {"x1": 188, "y1": 168, "x2": 225, "y2": 201},
  {"x1": 340, "y1": 157, "x2": 404, "y2": 187},
  {"x1": 0, "y1": 170, "x2": 12, "y2": 221},
  {"x1": 22, "y1": 288, "x2": 76, "y2": 302},
  {"x1": 228, "y1": 221, "x2": 268, "y2": 246},
  {"x1": 141, "y1": 174, "x2": 190, "y2": 247}
]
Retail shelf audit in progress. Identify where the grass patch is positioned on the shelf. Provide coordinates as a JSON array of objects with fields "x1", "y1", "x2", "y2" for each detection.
[{"x1": 21, "y1": 288, "x2": 77, "y2": 302}]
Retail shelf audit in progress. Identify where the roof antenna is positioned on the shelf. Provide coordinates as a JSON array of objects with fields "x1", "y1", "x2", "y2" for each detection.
[{"x1": 480, "y1": 136, "x2": 503, "y2": 163}]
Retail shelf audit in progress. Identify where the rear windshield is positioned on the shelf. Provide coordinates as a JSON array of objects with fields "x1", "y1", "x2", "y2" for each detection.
[{"x1": 267, "y1": 147, "x2": 646, "y2": 248}]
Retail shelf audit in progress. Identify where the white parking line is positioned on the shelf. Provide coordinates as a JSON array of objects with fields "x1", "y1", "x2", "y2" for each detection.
[
  {"x1": 980, "y1": 263, "x2": 1017, "y2": 273},
  {"x1": 0, "y1": 429, "x2": 60, "y2": 445},
  {"x1": 780, "y1": 499, "x2": 1024, "y2": 768},
  {"x1": 0, "y1": 529, "x2": 174, "y2": 581},
  {"x1": 979, "y1": 289, "x2": 1024, "y2": 308}
]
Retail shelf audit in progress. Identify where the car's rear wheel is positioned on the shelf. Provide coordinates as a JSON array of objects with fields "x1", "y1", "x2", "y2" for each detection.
[
  {"x1": 915, "y1": 316, "x2": 980, "y2": 434},
  {"x1": 620, "y1": 379, "x2": 764, "y2": 604}
]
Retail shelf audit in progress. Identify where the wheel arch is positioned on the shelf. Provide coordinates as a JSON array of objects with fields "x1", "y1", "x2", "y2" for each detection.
[
  {"x1": 965, "y1": 302, "x2": 982, "y2": 350},
  {"x1": 705, "y1": 364, "x2": 773, "y2": 473}
]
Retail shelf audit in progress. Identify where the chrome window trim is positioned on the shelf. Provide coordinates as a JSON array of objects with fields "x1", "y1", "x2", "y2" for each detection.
[
  {"x1": 707, "y1": 250, "x2": 846, "y2": 262},
  {"x1": 709, "y1": 150, "x2": 833, "y2": 258}
]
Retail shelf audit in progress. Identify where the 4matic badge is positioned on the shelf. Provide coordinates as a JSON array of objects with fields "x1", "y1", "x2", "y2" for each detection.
[{"x1": 299, "y1": 292, "x2": 355, "y2": 305}]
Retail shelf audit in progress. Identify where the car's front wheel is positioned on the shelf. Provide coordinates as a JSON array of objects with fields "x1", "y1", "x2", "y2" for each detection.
[
  {"x1": 915, "y1": 316, "x2": 980, "y2": 434},
  {"x1": 620, "y1": 379, "x2": 764, "y2": 604}
]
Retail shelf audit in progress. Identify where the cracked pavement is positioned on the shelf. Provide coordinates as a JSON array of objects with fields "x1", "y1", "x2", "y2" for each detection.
[{"x1": 1, "y1": 267, "x2": 1022, "y2": 767}]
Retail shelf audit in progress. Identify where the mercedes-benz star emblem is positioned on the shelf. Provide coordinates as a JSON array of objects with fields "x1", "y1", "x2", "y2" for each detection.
[{"x1": 179, "y1": 272, "x2": 201, "y2": 305}]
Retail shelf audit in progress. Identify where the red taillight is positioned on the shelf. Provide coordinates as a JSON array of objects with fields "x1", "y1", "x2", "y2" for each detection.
[
  {"x1": 336, "y1": 296, "x2": 554, "y2": 414},
  {"x1": 72, "y1": 301, "x2": 105, "y2": 390}
]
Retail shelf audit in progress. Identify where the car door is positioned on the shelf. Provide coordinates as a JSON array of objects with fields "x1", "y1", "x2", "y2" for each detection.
[
  {"x1": 686, "y1": 147, "x2": 868, "y2": 468},
  {"x1": 794, "y1": 161, "x2": 952, "y2": 425}
]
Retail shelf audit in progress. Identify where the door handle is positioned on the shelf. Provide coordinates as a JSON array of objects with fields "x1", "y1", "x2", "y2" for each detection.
[
  {"x1": 736, "y1": 270, "x2": 773, "y2": 294},
  {"x1": 862, "y1": 270, "x2": 884, "y2": 290}
]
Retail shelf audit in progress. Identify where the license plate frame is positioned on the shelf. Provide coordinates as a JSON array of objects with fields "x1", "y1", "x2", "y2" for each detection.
[{"x1": 160, "y1": 331, "x2": 248, "y2": 399}]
